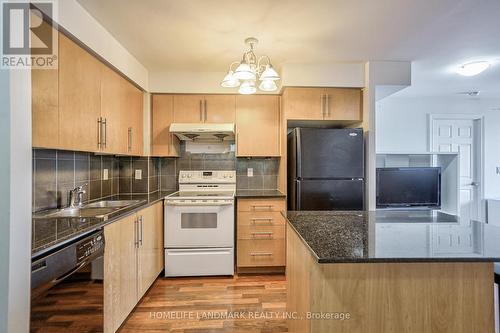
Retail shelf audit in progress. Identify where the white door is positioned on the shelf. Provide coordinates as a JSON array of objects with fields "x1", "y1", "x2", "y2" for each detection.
[{"x1": 432, "y1": 118, "x2": 480, "y2": 222}]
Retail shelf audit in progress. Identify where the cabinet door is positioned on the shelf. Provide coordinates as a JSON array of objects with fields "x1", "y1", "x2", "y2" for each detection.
[
  {"x1": 236, "y1": 95, "x2": 280, "y2": 157},
  {"x1": 204, "y1": 95, "x2": 235, "y2": 123},
  {"x1": 323, "y1": 88, "x2": 362, "y2": 121},
  {"x1": 173, "y1": 95, "x2": 204, "y2": 123},
  {"x1": 137, "y1": 202, "x2": 164, "y2": 299},
  {"x1": 104, "y1": 214, "x2": 138, "y2": 333},
  {"x1": 32, "y1": 21, "x2": 59, "y2": 149},
  {"x1": 282, "y1": 87, "x2": 324, "y2": 120},
  {"x1": 100, "y1": 65, "x2": 128, "y2": 154},
  {"x1": 58, "y1": 33, "x2": 101, "y2": 152},
  {"x1": 125, "y1": 82, "x2": 144, "y2": 156},
  {"x1": 151, "y1": 95, "x2": 179, "y2": 157}
]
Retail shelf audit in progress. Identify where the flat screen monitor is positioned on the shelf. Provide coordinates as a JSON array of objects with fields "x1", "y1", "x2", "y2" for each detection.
[{"x1": 376, "y1": 167, "x2": 441, "y2": 209}]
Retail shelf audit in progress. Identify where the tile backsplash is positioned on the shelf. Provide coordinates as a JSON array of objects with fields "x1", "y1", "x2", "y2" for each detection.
[
  {"x1": 32, "y1": 149, "x2": 119, "y2": 212},
  {"x1": 33, "y1": 145, "x2": 281, "y2": 212}
]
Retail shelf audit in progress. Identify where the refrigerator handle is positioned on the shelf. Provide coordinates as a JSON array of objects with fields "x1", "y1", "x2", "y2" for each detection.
[
  {"x1": 296, "y1": 128, "x2": 302, "y2": 179},
  {"x1": 296, "y1": 180, "x2": 301, "y2": 211}
]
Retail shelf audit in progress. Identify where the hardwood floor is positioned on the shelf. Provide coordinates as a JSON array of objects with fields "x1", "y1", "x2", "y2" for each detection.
[{"x1": 120, "y1": 274, "x2": 288, "y2": 333}]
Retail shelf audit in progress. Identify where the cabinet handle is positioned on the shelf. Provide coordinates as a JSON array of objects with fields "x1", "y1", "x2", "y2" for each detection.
[
  {"x1": 128, "y1": 127, "x2": 132, "y2": 152},
  {"x1": 199, "y1": 100, "x2": 203, "y2": 121},
  {"x1": 101, "y1": 118, "x2": 107, "y2": 149},
  {"x1": 134, "y1": 219, "x2": 139, "y2": 248},
  {"x1": 251, "y1": 232, "x2": 274, "y2": 237},
  {"x1": 250, "y1": 252, "x2": 273, "y2": 256},
  {"x1": 139, "y1": 216, "x2": 143, "y2": 247},
  {"x1": 326, "y1": 94, "x2": 330, "y2": 117},
  {"x1": 320, "y1": 94, "x2": 325, "y2": 118},
  {"x1": 204, "y1": 99, "x2": 207, "y2": 122},
  {"x1": 97, "y1": 117, "x2": 102, "y2": 149},
  {"x1": 251, "y1": 205, "x2": 273, "y2": 211},
  {"x1": 251, "y1": 218, "x2": 273, "y2": 224}
]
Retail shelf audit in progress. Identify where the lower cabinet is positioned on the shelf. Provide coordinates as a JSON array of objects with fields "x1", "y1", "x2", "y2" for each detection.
[
  {"x1": 236, "y1": 198, "x2": 286, "y2": 271},
  {"x1": 104, "y1": 202, "x2": 164, "y2": 333}
]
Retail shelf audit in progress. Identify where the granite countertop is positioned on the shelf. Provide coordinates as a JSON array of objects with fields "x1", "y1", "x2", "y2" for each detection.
[
  {"x1": 236, "y1": 189, "x2": 285, "y2": 198},
  {"x1": 32, "y1": 190, "x2": 175, "y2": 257},
  {"x1": 286, "y1": 210, "x2": 500, "y2": 263}
]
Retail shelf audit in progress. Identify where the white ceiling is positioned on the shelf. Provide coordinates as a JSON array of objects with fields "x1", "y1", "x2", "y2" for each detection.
[{"x1": 77, "y1": 0, "x2": 500, "y2": 98}]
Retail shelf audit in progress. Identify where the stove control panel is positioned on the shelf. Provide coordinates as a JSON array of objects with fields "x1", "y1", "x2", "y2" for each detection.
[{"x1": 179, "y1": 170, "x2": 236, "y2": 184}]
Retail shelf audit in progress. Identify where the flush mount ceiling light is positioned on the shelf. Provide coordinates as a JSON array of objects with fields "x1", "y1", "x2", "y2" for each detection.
[
  {"x1": 456, "y1": 61, "x2": 490, "y2": 76},
  {"x1": 221, "y1": 37, "x2": 280, "y2": 94}
]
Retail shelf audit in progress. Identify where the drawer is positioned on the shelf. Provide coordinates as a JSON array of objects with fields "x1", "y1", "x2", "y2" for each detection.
[
  {"x1": 237, "y1": 211, "x2": 285, "y2": 226},
  {"x1": 238, "y1": 225, "x2": 285, "y2": 240},
  {"x1": 237, "y1": 239, "x2": 285, "y2": 267},
  {"x1": 237, "y1": 198, "x2": 286, "y2": 212}
]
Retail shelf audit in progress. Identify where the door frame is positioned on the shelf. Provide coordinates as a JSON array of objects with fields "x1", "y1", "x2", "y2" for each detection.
[{"x1": 428, "y1": 113, "x2": 485, "y2": 221}]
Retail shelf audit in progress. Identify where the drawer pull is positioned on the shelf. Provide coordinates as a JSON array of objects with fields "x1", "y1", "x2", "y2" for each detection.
[
  {"x1": 251, "y1": 232, "x2": 273, "y2": 237},
  {"x1": 251, "y1": 205, "x2": 273, "y2": 211},
  {"x1": 250, "y1": 252, "x2": 273, "y2": 256},
  {"x1": 251, "y1": 217, "x2": 273, "y2": 224}
]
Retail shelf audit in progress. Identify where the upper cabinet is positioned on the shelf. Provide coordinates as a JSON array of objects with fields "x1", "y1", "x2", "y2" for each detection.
[
  {"x1": 282, "y1": 87, "x2": 362, "y2": 122},
  {"x1": 58, "y1": 33, "x2": 102, "y2": 152},
  {"x1": 151, "y1": 94, "x2": 179, "y2": 157},
  {"x1": 236, "y1": 95, "x2": 280, "y2": 157},
  {"x1": 33, "y1": 31, "x2": 144, "y2": 155},
  {"x1": 173, "y1": 95, "x2": 235, "y2": 123}
]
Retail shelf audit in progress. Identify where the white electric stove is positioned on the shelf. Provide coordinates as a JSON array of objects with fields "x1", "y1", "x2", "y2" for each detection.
[{"x1": 164, "y1": 170, "x2": 235, "y2": 277}]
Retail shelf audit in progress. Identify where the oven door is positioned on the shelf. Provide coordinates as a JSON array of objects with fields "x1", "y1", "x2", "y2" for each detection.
[{"x1": 165, "y1": 201, "x2": 234, "y2": 247}]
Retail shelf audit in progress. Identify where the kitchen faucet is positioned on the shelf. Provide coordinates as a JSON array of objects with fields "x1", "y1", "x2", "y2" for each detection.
[{"x1": 69, "y1": 184, "x2": 87, "y2": 208}]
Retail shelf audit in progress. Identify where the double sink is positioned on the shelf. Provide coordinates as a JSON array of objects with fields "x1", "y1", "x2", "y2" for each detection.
[{"x1": 33, "y1": 200, "x2": 146, "y2": 219}]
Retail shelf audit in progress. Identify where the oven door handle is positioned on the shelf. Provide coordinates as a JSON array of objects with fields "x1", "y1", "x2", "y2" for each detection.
[
  {"x1": 52, "y1": 261, "x2": 87, "y2": 284},
  {"x1": 165, "y1": 202, "x2": 233, "y2": 206}
]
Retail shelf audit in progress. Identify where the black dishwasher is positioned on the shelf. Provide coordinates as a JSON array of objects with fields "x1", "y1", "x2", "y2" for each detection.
[{"x1": 30, "y1": 230, "x2": 105, "y2": 332}]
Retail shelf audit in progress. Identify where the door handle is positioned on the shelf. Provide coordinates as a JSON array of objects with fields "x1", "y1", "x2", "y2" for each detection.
[
  {"x1": 470, "y1": 182, "x2": 480, "y2": 186},
  {"x1": 139, "y1": 216, "x2": 143, "y2": 247},
  {"x1": 320, "y1": 94, "x2": 325, "y2": 117},
  {"x1": 326, "y1": 94, "x2": 330, "y2": 117},
  {"x1": 134, "y1": 219, "x2": 139, "y2": 248}
]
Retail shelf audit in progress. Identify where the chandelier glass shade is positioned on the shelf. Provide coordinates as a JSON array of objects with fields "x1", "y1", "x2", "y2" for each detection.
[{"x1": 221, "y1": 37, "x2": 280, "y2": 94}]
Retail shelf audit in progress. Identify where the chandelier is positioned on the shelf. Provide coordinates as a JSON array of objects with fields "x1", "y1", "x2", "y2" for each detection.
[{"x1": 220, "y1": 37, "x2": 280, "y2": 94}]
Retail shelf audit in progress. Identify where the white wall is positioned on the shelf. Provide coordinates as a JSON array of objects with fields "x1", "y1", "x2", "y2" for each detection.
[{"x1": 376, "y1": 96, "x2": 500, "y2": 199}]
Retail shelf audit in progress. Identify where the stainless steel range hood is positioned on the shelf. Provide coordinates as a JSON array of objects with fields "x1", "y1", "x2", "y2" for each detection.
[{"x1": 169, "y1": 123, "x2": 235, "y2": 141}]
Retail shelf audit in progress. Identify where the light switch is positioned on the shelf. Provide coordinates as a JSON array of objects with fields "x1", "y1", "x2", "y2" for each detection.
[
  {"x1": 247, "y1": 168, "x2": 253, "y2": 177},
  {"x1": 103, "y1": 169, "x2": 109, "y2": 180},
  {"x1": 135, "y1": 169, "x2": 142, "y2": 180}
]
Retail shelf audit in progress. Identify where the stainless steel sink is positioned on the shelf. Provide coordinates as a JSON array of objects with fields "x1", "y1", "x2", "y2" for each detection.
[
  {"x1": 33, "y1": 199, "x2": 146, "y2": 219},
  {"x1": 84, "y1": 200, "x2": 144, "y2": 209}
]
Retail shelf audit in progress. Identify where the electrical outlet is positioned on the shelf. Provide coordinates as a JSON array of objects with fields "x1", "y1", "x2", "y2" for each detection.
[
  {"x1": 103, "y1": 169, "x2": 109, "y2": 180},
  {"x1": 247, "y1": 168, "x2": 254, "y2": 177},
  {"x1": 135, "y1": 169, "x2": 142, "y2": 180}
]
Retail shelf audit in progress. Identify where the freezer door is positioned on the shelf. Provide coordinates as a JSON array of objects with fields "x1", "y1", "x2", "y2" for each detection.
[
  {"x1": 298, "y1": 128, "x2": 364, "y2": 179},
  {"x1": 298, "y1": 179, "x2": 364, "y2": 210}
]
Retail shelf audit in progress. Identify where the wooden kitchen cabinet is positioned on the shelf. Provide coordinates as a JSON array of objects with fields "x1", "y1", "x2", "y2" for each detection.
[
  {"x1": 235, "y1": 95, "x2": 280, "y2": 157},
  {"x1": 173, "y1": 94, "x2": 235, "y2": 123},
  {"x1": 236, "y1": 198, "x2": 286, "y2": 272},
  {"x1": 124, "y1": 82, "x2": 144, "y2": 156},
  {"x1": 58, "y1": 33, "x2": 102, "y2": 152},
  {"x1": 104, "y1": 214, "x2": 138, "y2": 333},
  {"x1": 282, "y1": 87, "x2": 362, "y2": 121},
  {"x1": 323, "y1": 87, "x2": 362, "y2": 121},
  {"x1": 104, "y1": 202, "x2": 164, "y2": 333},
  {"x1": 151, "y1": 94, "x2": 179, "y2": 157},
  {"x1": 204, "y1": 95, "x2": 235, "y2": 123},
  {"x1": 137, "y1": 203, "x2": 164, "y2": 299}
]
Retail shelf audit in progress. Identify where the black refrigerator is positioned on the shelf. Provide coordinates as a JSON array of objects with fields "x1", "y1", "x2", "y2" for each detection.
[{"x1": 287, "y1": 128, "x2": 365, "y2": 210}]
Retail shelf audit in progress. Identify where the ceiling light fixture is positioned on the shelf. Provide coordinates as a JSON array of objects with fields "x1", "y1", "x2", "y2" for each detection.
[
  {"x1": 456, "y1": 61, "x2": 490, "y2": 76},
  {"x1": 221, "y1": 37, "x2": 280, "y2": 94}
]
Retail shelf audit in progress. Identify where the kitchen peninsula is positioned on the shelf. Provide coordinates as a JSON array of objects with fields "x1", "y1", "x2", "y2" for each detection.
[{"x1": 286, "y1": 211, "x2": 499, "y2": 333}]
